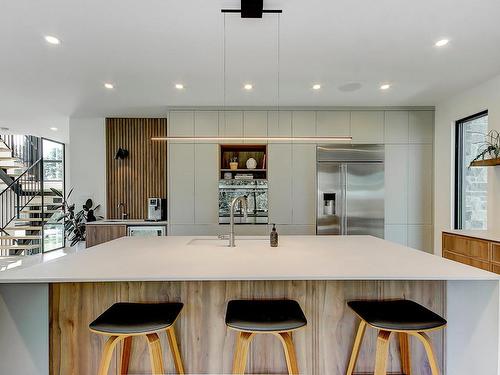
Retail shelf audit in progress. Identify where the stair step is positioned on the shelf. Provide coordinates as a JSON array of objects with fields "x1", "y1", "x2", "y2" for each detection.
[
  {"x1": 4, "y1": 226, "x2": 42, "y2": 231},
  {"x1": 20, "y1": 209, "x2": 61, "y2": 214},
  {"x1": 14, "y1": 217, "x2": 49, "y2": 222},
  {"x1": 0, "y1": 245, "x2": 39, "y2": 250},
  {"x1": 0, "y1": 235, "x2": 41, "y2": 240}
]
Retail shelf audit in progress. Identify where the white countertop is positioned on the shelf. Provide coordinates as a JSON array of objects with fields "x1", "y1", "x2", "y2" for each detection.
[
  {"x1": 0, "y1": 236, "x2": 498, "y2": 283},
  {"x1": 86, "y1": 220, "x2": 168, "y2": 226},
  {"x1": 443, "y1": 229, "x2": 500, "y2": 243}
]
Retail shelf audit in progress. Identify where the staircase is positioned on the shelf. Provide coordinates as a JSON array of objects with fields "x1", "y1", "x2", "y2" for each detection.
[{"x1": 0, "y1": 135, "x2": 62, "y2": 256}]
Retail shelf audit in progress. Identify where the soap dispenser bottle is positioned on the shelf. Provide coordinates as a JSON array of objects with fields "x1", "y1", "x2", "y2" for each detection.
[{"x1": 270, "y1": 224, "x2": 278, "y2": 247}]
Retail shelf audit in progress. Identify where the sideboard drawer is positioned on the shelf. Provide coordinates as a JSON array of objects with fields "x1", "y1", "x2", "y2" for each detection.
[
  {"x1": 491, "y1": 243, "x2": 500, "y2": 264},
  {"x1": 443, "y1": 251, "x2": 491, "y2": 272},
  {"x1": 442, "y1": 234, "x2": 490, "y2": 261}
]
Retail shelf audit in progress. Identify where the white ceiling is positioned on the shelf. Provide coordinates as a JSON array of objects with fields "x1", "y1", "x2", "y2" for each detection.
[{"x1": 1, "y1": 0, "x2": 500, "y2": 141}]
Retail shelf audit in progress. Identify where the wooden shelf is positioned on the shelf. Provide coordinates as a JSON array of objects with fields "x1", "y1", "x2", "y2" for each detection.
[
  {"x1": 220, "y1": 169, "x2": 267, "y2": 172},
  {"x1": 470, "y1": 157, "x2": 500, "y2": 167}
]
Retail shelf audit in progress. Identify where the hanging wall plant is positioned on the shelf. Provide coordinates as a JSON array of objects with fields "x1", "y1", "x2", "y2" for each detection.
[{"x1": 469, "y1": 130, "x2": 500, "y2": 167}]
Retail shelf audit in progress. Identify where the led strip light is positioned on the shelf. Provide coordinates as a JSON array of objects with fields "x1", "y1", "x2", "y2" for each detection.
[{"x1": 151, "y1": 136, "x2": 352, "y2": 142}]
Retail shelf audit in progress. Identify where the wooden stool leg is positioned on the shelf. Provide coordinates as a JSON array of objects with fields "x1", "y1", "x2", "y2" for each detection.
[
  {"x1": 410, "y1": 332, "x2": 440, "y2": 375},
  {"x1": 166, "y1": 326, "x2": 185, "y2": 374},
  {"x1": 346, "y1": 320, "x2": 367, "y2": 375},
  {"x1": 374, "y1": 330, "x2": 392, "y2": 375},
  {"x1": 98, "y1": 336, "x2": 123, "y2": 375},
  {"x1": 399, "y1": 332, "x2": 412, "y2": 375},
  {"x1": 120, "y1": 336, "x2": 133, "y2": 374},
  {"x1": 146, "y1": 333, "x2": 165, "y2": 375},
  {"x1": 275, "y1": 332, "x2": 300, "y2": 375},
  {"x1": 232, "y1": 331, "x2": 254, "y2": 374}
]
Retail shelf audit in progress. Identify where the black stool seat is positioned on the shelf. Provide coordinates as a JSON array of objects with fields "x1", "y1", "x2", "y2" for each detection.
[
  {"x1": 89, "y1": 302, "x2": 183, "y2": 335},
  {"x1": 348, "y1": 299, "x2": 447, "y2": 331},
  {"x1": 225, "y1": 300, "x2": 307, "y2": 332}
]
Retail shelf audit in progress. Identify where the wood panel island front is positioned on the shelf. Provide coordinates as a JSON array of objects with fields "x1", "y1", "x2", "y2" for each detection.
[{"x1": 0, "y1": 235, "x2": 498, "y2": 375}]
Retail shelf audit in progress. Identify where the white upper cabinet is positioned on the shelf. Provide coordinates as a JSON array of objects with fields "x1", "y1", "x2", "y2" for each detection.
[
  {"x1": 316, "y1": 111, "x2": 350, "y2": 137},
  {"x1": 268, "y1": 111, "x2": 292, "y2": 137},
  {"x1": 218, "y1": 111, "x2": 243, "y2": 139},
  {"x1": 409, "y1": 111, "x2": 434, "y2": 144},
  {"x1": 292, "y1": 144, "x2": 316, "y2": 225},
  {"x1": 268, "y1": 144, "x2": 293, "y2": 224},
  {"x1": 243, "y1": 111, "x2": 268, "y2": 144},
  {"x1": 195, "y1": 111, "x2": 219, "y2": 138},
  {"x1": 292, "y1": 111, "x2": 316, "y2": 138},
  {"x1": 384, "y1": 145, "x2": 408, "y2": 224},
  {"x1": 169, "y1": 143, "x2": 195, "y2": 224},
  {"x1": 408, "y1": 144, "x2": 433, "y2": 224},
  {"x1": 194, "y1": 144, "x2": 218, "y2": 224},
  {"x1": 350, "y1": 111, "x2": 384, "y2": 143},
  {"x1": 384, "y1": 111, "x2": 409, "y2": 144},
  {"x1": 169, "y1": 111, "x2": 194, "y2": 136}
]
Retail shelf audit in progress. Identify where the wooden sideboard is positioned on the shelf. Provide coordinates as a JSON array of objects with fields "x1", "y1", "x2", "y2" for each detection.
[
  {"x1": 442, "y1": 231, "x2": 500, "y2": 273},
  {"x1": 86, "y1": 224, "x2": 128, "y2": 248}
]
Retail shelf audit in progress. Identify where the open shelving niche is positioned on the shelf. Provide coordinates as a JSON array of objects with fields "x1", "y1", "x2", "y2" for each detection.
[{"x1": 219, "y1": 144, "x2": 267, "y2": 180}]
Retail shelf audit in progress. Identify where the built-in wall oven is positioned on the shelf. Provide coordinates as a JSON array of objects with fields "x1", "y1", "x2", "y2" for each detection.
[
  {"x1": 218, "y1": 180, "x2": 268, "y2": 224},
  {"x1": 127, "y1": 226, "x2": 166, "y2": 236}
]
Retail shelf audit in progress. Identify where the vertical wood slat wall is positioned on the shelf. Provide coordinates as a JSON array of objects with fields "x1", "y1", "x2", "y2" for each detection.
[{"x1": 106, "y1": 118, "x2": 167, "y2": 219}]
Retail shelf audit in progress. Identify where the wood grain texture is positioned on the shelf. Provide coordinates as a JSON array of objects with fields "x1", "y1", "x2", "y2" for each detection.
[
  {"x1": 85, "y1": 225, "x2": 127, "y2": 248},
  {"x1": 442, "y1": 233, "x2": 500, "y2": 274},
  {"x1": 106, "y1": 118, "x2": 167, "y2": 219},
  {"x1": 50, "y1": 281, "x2": 445, "y2": 375}
]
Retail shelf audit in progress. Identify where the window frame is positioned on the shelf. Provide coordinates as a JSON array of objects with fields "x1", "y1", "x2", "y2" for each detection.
[
  {"x1": 41, "y1": 137, "x2": 66, "y2": 252},
  {"x1": 454, "y1": 110, "x2": 488, "y2": 230}
]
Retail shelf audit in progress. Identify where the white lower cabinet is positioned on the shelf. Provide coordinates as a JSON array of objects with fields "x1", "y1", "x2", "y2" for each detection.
[
  {"x1": 292, "y1": 144, "x2": 316, "y2": 225},
  {"x1": 407, "y1": 225, "x2": 433, "y2": 253},
  {"x1": 384, "y1": 224, "x2": 408, "y2": 246},
  {"x1": 268, "y1": 144, "x2": 293, "y2": 224},
  {"x1": 169, "y1": 144, "x2": 195, "y2": 224}
]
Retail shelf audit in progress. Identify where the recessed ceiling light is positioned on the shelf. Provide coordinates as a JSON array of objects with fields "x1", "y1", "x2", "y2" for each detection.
[
  {"x1": 312, "y1": 84, "x2": 321, "y2": 90},
  {"x1": 50, "y1": 127, "x2": 58, "y2": 131},
  {"x1": 380, "y1": 83, "x2": 391, "y2": 90},
  {"x1": 104, "y1": 83, "x2": 114, "y2": 89},
  {"x1": 244, "y1": 83, "x2": 253, "y2": 90},
  {"x1": 175, "y1": 83, "x2": 184, "y2": 90},
  {"x1": 435, "y1": 39, "x2": 449, "y2": 47},
  {"x1": 44, "y1": 35, "x2": 61, "y2": 45}
]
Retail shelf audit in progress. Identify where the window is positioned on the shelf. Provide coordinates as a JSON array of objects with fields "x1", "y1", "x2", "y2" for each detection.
[
  {"x1": 42, "y1": 138, "x2": 65, "y2": 251},
  {"x1": 454, "y1": 111, "x2": 488, "y2": 230}
]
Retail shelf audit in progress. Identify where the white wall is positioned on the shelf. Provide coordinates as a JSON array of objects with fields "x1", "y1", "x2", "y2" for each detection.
[
  {"x1": 68, "y1": 117, "x2": 106, "y2": 218},
  {"x1": 434, "y1": 73, "x2": 500, "y2": 254}
]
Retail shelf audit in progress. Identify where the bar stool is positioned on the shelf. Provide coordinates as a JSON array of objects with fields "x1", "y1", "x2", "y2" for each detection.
[
  {"x1": 89, "y1": 302, "x2": 185, "y2": 375},
  {"x1": 225, "y1": 299, "x2": 307, "y2": 375},
  {"x1": 346, "y1": 299, "x2": 447, "y2": 375}
]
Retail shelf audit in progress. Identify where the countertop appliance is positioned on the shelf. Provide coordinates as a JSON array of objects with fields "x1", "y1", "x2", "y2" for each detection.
[
  {"x1": 317, "y1": 145, "x2": 384, "y2": 238},
  {"x1": 127, "y1": 226, "x2": 166, "y2": 236},
  {"x1": 147, "y1": 198, "x2": 167, "y2": 221}
]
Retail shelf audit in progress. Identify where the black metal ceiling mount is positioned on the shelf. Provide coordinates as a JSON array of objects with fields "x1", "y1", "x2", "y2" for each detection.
[{"x1": 221, "y1": 0, "x2": 282, "y2": 18}]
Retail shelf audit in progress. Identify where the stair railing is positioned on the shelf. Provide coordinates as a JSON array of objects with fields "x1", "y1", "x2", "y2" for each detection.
[
  {"x1": 0, "y1": 135, "x2": 41, "y2": 167},
  {"x1": 0, "y1": 159, "x2": 43, "y2": 233}
]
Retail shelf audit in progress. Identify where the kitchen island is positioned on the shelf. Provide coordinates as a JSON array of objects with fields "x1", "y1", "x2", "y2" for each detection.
[{"x1": 0, "y1": 235, "x2": 498, "y2": 375}]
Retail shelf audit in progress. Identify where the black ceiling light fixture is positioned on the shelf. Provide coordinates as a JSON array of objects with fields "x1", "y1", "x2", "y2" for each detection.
[
  {"x1": 115, "y1": 147, "x2": 129, "y2": 160},
  {"x1": 221, "y1": 0, "x2": 282, "y2": 18}
]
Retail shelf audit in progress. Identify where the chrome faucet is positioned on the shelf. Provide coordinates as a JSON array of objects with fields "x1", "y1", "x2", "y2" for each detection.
[
  {"x1": 117, "y1": 202, "x2": 128, "y2": 220},
  {"x1": 226, "y1": 195, "x2": 248, "y2": 247}
]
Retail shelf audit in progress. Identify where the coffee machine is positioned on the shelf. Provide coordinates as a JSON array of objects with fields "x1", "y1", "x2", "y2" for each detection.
[{"x1": 147, "y1": 198, "x2": 167, "y2": 221}]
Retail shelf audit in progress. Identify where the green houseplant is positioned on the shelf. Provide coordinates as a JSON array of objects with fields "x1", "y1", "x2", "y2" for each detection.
[
  {"x1": 52, "y1": 188, "x2": 102, "y2": 246},
  {"x1": 469, "y1": 129, "x2": 500, "y2": 166}
]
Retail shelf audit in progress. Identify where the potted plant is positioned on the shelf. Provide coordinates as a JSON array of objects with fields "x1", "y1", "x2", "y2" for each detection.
[
  {"x1": 469, "y1": 130, "x2": 500, "y2": 166},
  {"x1": 52, "y1": 188, "x2": 102, "y2": 246},
  {"x1": 229, "y1": 156, "x2": 239, "y2": 170}
]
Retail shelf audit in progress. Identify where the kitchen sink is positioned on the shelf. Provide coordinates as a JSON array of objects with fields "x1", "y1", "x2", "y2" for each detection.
[{"x1": 187, "y1": 238, "x2": 268, "y2": 247}]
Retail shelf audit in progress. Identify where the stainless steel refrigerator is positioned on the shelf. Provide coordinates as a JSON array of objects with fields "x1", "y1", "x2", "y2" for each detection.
[{"x1": 317, "y1": 144, "x2": 384, "y2": 238}]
